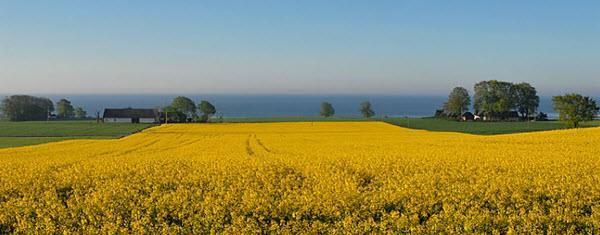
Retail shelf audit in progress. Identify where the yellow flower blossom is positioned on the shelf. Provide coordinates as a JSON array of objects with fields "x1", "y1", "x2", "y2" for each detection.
[{"x1": 0, "y1": 122, "x2": 599, "y2": 233}]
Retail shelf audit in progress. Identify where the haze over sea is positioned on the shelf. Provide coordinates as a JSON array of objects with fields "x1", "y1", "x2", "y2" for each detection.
[{"x1": 2, "y1": 94, "x2": 564, "y2": 118}]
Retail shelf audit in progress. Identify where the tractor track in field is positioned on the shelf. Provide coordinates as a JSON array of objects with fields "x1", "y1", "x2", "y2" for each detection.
[
  {"x1": 254, "y1": 134, "x2": 272, "y2": 153},
  {"x1": 245, "y1": 135, "x2": 255, "y2": 156},
  {"x1": 246, "y1": 134, "x2": 272, "y2": 156}
]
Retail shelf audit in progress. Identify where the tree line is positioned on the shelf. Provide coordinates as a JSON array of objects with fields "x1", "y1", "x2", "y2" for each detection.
[
  {"x1": 167, "y1": 96, "x2": 377, "y2": 122},
  {"x1": 440, "y1": 80, "x2": 599, "y2": 127},
  {"x1": 0, "y1": 95, "x2": 87, "y2": 121},
  {"x1": 163, "y1": 96, "x2": 217, "y2": 123},
  {"x1": 0, "y1": 94, "x2": 378, "y2": 123},
  {"x1": 4, "y1": 91, "x2": 595, "y2": 127}
]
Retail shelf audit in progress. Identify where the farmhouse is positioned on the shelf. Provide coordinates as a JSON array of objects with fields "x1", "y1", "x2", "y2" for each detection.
[
  {"x1": 461, "y1": 112, "x2": 475, "y2": 121},
  {"x1": 103, "y1": 108, "x2": 158, "y2": 123}
]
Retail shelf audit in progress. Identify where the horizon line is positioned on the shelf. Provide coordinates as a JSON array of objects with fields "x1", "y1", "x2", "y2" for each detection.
[{"x1": 1, "y1": 92, "x2": 599, "y2": 98}]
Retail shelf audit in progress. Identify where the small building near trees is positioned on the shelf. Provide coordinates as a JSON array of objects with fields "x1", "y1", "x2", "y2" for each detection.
[
  {"x1": 461, "y1": 112, "x2": 475, "y2": 121},
  {"x1": 474, "y1": 111, "x2": 521, "y2": 121},
  {"x1": 103, "y1": 108, "x2": 158, "y2": 123}
]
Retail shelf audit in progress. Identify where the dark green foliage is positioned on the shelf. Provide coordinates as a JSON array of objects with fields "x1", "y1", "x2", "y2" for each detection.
[
  {"x1": 444, "y1": 87, "x2": 470, "y2": 117},
  {"x1": 359, "y1": 102, "x2": 375, "y2": 118},
  {"x1": 170, "y1": 96, "x2": 196, "y2": 118},
  {"x1": 56, "y1": 99, "x2": 75, "y2": 119},
  {"x1": 472, "y1": 80, "x2": 539, "y2": 121},
  {"x1": 320, "y1": 102, "x2": 335, "y2": 117},
  {"x1": 160, "y1": 106, "x2": 187, "y2": 123},
  {"x1": 199, "y1": 100, "x2": 216, "y2": 123},
  {"x1": 552, "y1": 93, "x2": 599, "y2": 128},
  {"x1": 473, "y1": 80, "x2": 517, "y2": 119},
  {"x1": 513, "y1": 82, "x2": 539, "y2": 119},
  {"x1": 0, "y1": 95, "x2": 54, "y2": 121}
]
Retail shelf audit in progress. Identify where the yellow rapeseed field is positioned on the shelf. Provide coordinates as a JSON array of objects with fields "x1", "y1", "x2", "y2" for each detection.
[{"x1": 1, "y1": 122, "x2": 599, "y2": 233}]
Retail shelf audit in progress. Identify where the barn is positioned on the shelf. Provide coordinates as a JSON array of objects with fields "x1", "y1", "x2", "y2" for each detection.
[{"x1": 103, "y1": 108, "x2": 158, "y2": 123}]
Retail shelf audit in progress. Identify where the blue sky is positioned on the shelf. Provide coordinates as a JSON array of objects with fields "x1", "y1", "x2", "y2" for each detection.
[{"x1": 0, "y1": 1, "x2": 598, "y2": 95}]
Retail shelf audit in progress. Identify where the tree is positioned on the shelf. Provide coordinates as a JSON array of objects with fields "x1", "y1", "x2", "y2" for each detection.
[
  {"x1": 535, "y1": 112, "x2": 548, "y2": 121},
  {"x1": 552, "y1": 93, "x2": 599, "y2": 128},
  {"x1": 359, "y1": 101, "x2": 375, "y2": 118},
  {"x1": 32, "y1": 97, "x2": 54, "y2": 118},
  {"x1": 171, "y1": 96, "x2": 196, "y2": 120},
  {"x1": 473, "y1": 80, "x2": 516, "y2": 119},
  {"x1": 513, "y1": 82, "x2": 539, "y2": 120},
  {"x1": 56, "y1": 99, "x2": 75, "y2": 119},
  {"x1": 74, "y1": 107, "x2": 87, "y2": 119},
  {"x1": 160, "y1": 106, "x2": 187, "y2": 123},
  {"x1": 444, "y1": 87, "x2": 471, "y2": 117},
  {"x1": 433, "y1": 109, "x2": 446, "y2": 119},
  {"x1": 0, "y1": 95, "x2": 54, "y2": 121},
  {"x1": 199, "y1": 100, "x2": 216, "y2": 123},
  {"x1": 320, "y1": 102, "x2": 335, "y2": 117}
]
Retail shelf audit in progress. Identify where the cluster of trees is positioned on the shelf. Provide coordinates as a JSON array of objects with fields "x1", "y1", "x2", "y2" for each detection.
[
  {"x1": 319, "y1": 101, "x2": 375, "y2": 118},
  {"x1": 439, "y1": 80, "x2": 599, "y2": 127},
  {"x1": 473, "y1": 81, "x2": 540, "y2": 120},
  {"x1": 441, "y1": 80, "x2": 541, "y2": 121},
  {"x1": 442, "y1": 87, "x2": 471, "y2": 118},
  {"x1": 0, "y1": 95, "x2": 87, "y2": 121},
  {"x1": 552, "y1": 94, "x2": 599, "y2": 127},
  {"x1": 57, "y1": 99, "x2": 87, "y2": 120},
  {"x1": 162, "y1": 96, "x2": 217, "y2": 123}
]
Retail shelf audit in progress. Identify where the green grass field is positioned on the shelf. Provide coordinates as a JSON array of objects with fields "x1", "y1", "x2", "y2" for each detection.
[
  {"x1": 225, "y1": 116, "x2": 600, "y2": 135},
  {"x1": 1, "y1": 118, "x2": 598, "y2": 148},
  {"x1": 0, "y1": 121, "x2": 154, "y2": 148},
  {"x1": 0, "y1": 120, "x2": 153, "y2": 137},
  {"x1": 384, "y1": 117, "x2": 600, "y2": 135},
  {"x1": 0, "y1": 136, "x2": 115, "y2": 149},
  {"x1": 222, "y1": 116, "x2": 370, "y2": 123}
]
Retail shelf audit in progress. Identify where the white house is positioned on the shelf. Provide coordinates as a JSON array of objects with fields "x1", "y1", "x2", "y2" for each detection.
[{"x1": 103, "y1": 108, "x2": 157, "y2": 123}]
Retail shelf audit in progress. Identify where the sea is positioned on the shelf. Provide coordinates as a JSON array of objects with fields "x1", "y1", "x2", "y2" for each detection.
[{"x1": 7, "y1": 94, "x2": 560, "y2": 118}]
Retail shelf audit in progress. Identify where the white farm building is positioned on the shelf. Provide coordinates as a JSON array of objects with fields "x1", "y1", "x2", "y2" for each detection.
[{"x1": 103, "y1": 108, "x2": 158, "y2": 123}]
